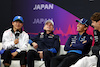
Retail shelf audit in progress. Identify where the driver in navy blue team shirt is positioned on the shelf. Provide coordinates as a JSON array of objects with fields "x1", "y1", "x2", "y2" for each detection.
[
  {"x1": 27, "y1": 20, "x2": 60, "y2": 67},
  {"x1": 50, "y1": 18, "x2": 93, "y2": 67}
]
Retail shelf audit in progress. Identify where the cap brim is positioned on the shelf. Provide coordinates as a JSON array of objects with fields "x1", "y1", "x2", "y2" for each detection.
[
  {"x1": 76, "y1": 19, "x2": 80, "y2": 22},
  {"x1": 76, "y1": 19, "x2": 84, "y2": 24},
  {"x1": 14, "y1": 19, "x2": 23, "y2": 23},
  {"x1": 76, "y1": 19, "x2": 88, "y2": 27}
]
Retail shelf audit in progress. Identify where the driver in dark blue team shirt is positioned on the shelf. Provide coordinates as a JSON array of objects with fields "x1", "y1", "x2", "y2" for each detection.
[
  {"x1": 27, "y1": 20, "x2": 60, "y2": 67},
  {"x1": 50, "y1": 18, "x2": 93, "y2": 67}
]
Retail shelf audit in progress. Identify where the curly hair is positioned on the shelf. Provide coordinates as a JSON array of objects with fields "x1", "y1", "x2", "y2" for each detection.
[{"x1": 90, "y1": 12, "x2": 100, "y2": 22}]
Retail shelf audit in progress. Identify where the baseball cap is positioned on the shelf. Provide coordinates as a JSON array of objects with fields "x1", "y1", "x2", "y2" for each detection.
[
  {"x1": 13, "y1": 16, "x2": 24, "y2": 23},
  {"x1": 45, "y1": 20, "x2": 54, "y2": 26},
  {"x1": 76, "y1": 18, "x2": 89, "y2": 27}
]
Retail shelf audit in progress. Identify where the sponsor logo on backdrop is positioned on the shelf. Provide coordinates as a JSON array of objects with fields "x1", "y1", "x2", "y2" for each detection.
[
  {"x1": 33, "y1": 18, "x2": 53, "y2": 24},
  {"x1": 33, "y1": 4, "x2": 54, "y2": 10}
]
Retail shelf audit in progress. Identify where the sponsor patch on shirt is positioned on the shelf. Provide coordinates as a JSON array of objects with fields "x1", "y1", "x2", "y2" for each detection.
[
  {"x1": 48, "y1": 34, "x2": 54, "y2": 38},
  {"x1": 40, "y1": 32, "x2": 44, "y2": 38}
]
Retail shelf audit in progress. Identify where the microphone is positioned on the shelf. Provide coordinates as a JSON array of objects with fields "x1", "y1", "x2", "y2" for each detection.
[{"x1": 15, "y1": 30, "x2": 20, "y2": 39}]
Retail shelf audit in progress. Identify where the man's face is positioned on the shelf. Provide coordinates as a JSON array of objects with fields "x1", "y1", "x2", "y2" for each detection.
[
  {"x1": 77, "y1": 22, "x2": 87, "y2": 32},
  {"x1": 91, "y1": 20, "x2": 100, "y2": 30},
  {"x1": 12, "y1": 21, "x2": 23, "y2": 30},
  {"x1": 43, "y1": 22, "x2": 54, "y2": 31}
]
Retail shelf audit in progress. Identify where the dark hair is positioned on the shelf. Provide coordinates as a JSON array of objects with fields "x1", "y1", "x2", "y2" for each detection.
[{"x1": 90, "y1": 12, "x2": 100, "y2": 22}]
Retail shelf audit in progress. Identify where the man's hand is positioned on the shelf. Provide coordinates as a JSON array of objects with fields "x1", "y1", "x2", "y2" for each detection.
[
  {"x1": 32, "y1": 42, "x2": 38, "y2": 49},
  {"x1": 38, "y1": 51, "x2": 43, "y2": 59},
  {"x1": 82, "y1": 40, "x2": 87, "y2": 44},
  {"x1": 11, "y1": 51, "x2": 18, "y2": 58},
  {"x1": 70, "y1": 44, "x2": 72, "y2": 47},
  {"x1": 14, "y1": 39, "x2": 19, "y2": 44}
]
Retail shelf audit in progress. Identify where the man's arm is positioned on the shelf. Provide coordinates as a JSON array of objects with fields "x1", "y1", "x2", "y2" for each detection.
[
  {"x1": 16, "y1": 32, "x2": 29, "y2": 53},
  {"x1": 64, "y1": 35, "x2": 93, "y2": 51},
  {"x1": 2, "y1": 31, "x2": 15, "y2": 50},
  {"x1": 29, "y1": 33, "x2": 41, "y2": 46},
  {"x1": 72, "y1": 35, "x2": 93, "y2": 50},
  {"x1": 48, "y1": 35, "x2": 60, "y2": 53},
  {"x1": 64, "y1": 35, "x2": 74, "y2": 51},
  {"x1": 28, "y1": 33, "x2": 41, "y2": 49}
]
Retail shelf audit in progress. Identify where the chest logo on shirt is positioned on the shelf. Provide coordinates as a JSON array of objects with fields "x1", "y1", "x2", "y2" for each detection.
[
  {"x1": 71, "y1": 36, "x2": 86, "y2": 44},
  {"x1": 80, "y1": 36, "x2": 86, "y2": 42},
  {"x1": 40, "y1": 32, "x2": 44, "y2": 38},
  {"x1": 48, "y1": 34, "x2": 54, "y2": 38},
  {"x1": 94, "y1": 36, "x2": 98, "y2": 42},
  {"x1": 94, "y1": 31, "x2": 97, "y2": 35},
  {"x1": 71, "y1": 36, "x2": 77, "y2": 44}
]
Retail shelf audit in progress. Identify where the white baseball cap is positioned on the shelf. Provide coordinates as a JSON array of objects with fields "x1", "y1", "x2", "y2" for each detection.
[{"x1": 45, "y1": 20, "x2": 54, "y2": 26}]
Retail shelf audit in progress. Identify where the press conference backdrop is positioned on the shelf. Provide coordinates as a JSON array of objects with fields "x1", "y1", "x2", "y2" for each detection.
[{"x1": 1, "y1": 0, "x2": 99, "y2": 45}]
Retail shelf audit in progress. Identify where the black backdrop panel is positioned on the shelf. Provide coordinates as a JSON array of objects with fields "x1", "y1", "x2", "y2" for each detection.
[{"x1": 0, "y1": 0, "x2": 12, "y2": 42}]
